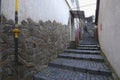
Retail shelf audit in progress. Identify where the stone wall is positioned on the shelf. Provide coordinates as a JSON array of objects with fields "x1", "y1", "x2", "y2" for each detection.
[
  {"x1": 19, "y1": 18, "x2": 70, "y2": 79},
  {"x1": 0, "y1": 16, "x2": 16, "y2": 80},
  {"x1": 0, "y1": 16, "x2": 70, "y2": 80}
]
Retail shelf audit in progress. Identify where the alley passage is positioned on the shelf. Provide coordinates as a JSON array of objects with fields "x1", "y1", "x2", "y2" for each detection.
[{"x1": 34, "y1": 31, "x2": 113, "y2": 80}]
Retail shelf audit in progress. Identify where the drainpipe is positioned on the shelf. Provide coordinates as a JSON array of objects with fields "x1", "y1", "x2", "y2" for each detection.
[
  {"x1": 95, "y1": 0, "x2": 100, "y2": 25},
  {"x1": 12, "y1": 0, "x2": 20, "y2": 79}
]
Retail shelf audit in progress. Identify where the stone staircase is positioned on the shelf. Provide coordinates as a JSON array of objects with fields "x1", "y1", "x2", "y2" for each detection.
[{"x1": 34, "y1": 31, "x2": 113, "y2": 80}]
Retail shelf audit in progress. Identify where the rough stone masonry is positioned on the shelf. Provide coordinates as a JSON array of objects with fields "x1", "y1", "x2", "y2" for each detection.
[{"x1": 0, "y1": 16, "x2": 70, "y2": 80}]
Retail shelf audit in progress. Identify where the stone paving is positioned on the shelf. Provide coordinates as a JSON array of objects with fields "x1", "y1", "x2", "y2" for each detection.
[
  {"x1": 34, "y1": 31, "x2": 114, "y2": 80},
  {"x1": 77, "y1": 46, "x2": 99, "y2": 50},
  {"x1": 64, "y1": 49, "x2": 101, "y2": 55},
  {"x1": 78, "y1": 44, "x2": 99, "y2": 47},
  {"x1": 58, "y1": 53, "x2": 104, "y2": 61},
  {"x1": 49, "y1": 58, "x2": 111, "y2": 75},
  {"x1": 35, "y1": 67, "x2": 113, "y2": 80}
]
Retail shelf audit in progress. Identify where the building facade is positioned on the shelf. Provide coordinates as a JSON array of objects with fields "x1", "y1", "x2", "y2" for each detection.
[{"x1": 96, "y1": 0, "x2": 120, "y2": 78}]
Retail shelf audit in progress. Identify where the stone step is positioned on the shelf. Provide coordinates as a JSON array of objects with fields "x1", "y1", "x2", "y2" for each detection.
[
  {"x1": 34, "y1": 67, "x2": 113, "y2": 80},
  {"x1": 77, "y1": 46, "x2": 99, "y2": 50},
  {"x1": 58, "y1": 53, "x2": 104, "y2": 62},
  {"x1": 49, "y1": 58, "x2": 111, "y2": 76},
  {"x1": 80, "y1": 40, "x2": 97, "y2": 42},
  {"x1": 79, "y1": 41, "x2": 97, "y2": 45},
  {"x1": 79, "y1": 42, "x2": 98, "y2": 45},
  {"x1": 78, "y1": 44, "x2": 99, "y2": 47},
  {"x1": 64, "y1": 49, "x2": 101, "y2": 55},
  {"x1": 80, "y1": 39, "x2": 94, "y2": 40}
]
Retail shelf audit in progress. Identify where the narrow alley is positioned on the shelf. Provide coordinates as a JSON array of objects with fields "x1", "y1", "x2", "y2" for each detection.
[
  {"x1": 35, "y1": 30, "x2": 113, "y2": 80},
  {"x1": 0, "y1": 0, "x2": 120, "y2": 80}
]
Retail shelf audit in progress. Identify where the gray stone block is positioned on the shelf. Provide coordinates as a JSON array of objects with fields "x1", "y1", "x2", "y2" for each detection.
[
  {"x1": 48, "y1": 58, "x2": 111, "y2": 75},
  {"x1": 58, "y1": 53, "x2": 104, "y2": 62},
  {"x1": 77, "y1": 46, "x2": 99, "y2": 50},
  {"x1": 64, "y1": 49, "x2": 101, "y2": 55},
  {"x1": 34, "y1": 67, "x2": 113, "y2": 80}
]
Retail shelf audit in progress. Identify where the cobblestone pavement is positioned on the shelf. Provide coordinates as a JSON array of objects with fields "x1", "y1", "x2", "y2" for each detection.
[{"x1": 34, "y1": 31, "x2": 114, "y2": 80}]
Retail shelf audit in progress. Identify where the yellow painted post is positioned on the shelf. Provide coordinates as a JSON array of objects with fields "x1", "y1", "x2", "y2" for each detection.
[
  {"x1": 15, "y1": 0, "x2": 19, "y2": 12},
  {"x1": 13, "y1": 0, "x2": 20, "y2": 79}
]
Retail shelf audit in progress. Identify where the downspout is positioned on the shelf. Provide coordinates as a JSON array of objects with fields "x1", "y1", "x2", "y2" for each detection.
[
  {"x1": 95, "y1": 0, "x2": 100, "y2": 25},
  {"x1": 94, "y1": 0, "x2": 100, "y2": 42}
]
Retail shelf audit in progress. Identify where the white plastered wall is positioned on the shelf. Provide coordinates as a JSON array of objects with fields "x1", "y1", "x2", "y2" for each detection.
[
  {"x1": 1, "y1": 0, "x2": 70, "y2": 25},
  {"x1": 98, "y1": 0, "x2": 120, "y2": 77}
]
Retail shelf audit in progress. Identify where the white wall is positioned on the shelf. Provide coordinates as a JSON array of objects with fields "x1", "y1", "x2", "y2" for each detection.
[
  {"x1": 66, "y1": 0, "x2": 74, "y2": 9},
  {"x1": 1, "y1": 0, "x2": 70, "y2": 25},
  {"x1": 98, "y1": 0, "x2": 120, "y2": 77},
  {"x1": 1, "y1": 0, "x2": 15, "y2": 20}
]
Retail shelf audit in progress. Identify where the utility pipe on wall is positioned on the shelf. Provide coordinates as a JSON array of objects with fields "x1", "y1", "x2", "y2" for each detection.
[{"x1": 12, "y1": 0, "x2": 20, "y2": 79}]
